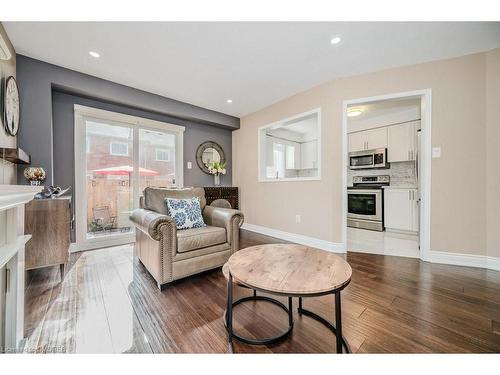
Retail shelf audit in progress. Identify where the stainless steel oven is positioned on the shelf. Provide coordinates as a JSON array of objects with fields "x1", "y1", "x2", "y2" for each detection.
[
  {"x1": 349, "y1": 148, "x2": 388, "y2": 170},
  {"x1": 347, "y1": 175, "x2": 389, "y2": 231}
]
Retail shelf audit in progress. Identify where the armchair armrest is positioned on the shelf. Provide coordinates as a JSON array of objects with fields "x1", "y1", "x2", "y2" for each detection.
[
  {"x1": 130, "y1": 208, "x2": 176, "y2": 241},
  {"x1": 203, "y1": 206, "x2": 244, "y2": 246}
]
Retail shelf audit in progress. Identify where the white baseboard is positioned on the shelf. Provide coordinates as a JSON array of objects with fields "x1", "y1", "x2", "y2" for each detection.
[
  {"x1": 69, "y1": 236, "x2": 135, "y2": 253},
  {"x1": 240, "y1": 224, "x2": 500, "y2": 271},
  {"x1": 428, "y1": 250, "x2": 500, "y2": 272},
  {"x1": 69, "y1": 243, "x2": 77, "y2": 253},
  {"x1": 487, "y1": 256, "x2": 500, "y2": 272},
  {"x1": 241, "y1": 223, "x2": 346, "y2": 253}
]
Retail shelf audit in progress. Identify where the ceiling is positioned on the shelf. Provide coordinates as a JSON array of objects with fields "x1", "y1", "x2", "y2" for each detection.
[
  {"x1": 4, "y1": 22, "x2": 500, "y2": 118},
  {"x1": 348, "y1": 97, "x2": 421, "y2": 122}
]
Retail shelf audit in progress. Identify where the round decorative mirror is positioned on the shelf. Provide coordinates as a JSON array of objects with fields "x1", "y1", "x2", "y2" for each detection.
[{"x1": 196, "y1": 141, "x2": 225, "y2": 174}]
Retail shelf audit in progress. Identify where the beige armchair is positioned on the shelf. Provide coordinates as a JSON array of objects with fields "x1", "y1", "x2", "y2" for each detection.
[{"x1": 130, "y1": 187, "x2": 244, "y2": 289}]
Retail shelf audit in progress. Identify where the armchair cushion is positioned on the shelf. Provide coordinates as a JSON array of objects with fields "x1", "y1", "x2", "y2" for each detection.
[
  {"x1": 143, "y1": 187, "x2": 206, "y2": 215},
  {"x1": 176, "y1": 226, "x2": 226, "y2": 253},
  {"x1": 202, "y1": 206, "x2": 244, "y2": 245}
]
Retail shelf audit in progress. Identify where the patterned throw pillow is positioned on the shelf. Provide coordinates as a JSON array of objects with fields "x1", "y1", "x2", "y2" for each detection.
[{"x1": 165, "y1": 197, "x2": 206, "y2": 230}]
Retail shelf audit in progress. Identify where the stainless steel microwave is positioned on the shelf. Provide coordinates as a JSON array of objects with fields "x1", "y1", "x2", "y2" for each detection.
[{"x1": 348, "y1": 148, "x2": 389, "y2": 170}]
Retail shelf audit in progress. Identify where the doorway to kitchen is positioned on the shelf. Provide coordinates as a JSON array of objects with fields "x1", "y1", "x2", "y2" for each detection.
[
  {"x1": 342, "y1": 90, "x2": 432, "y2": 261},
  {"x1": 74, "y1": 105, "x2": 185, "y2": 251}
]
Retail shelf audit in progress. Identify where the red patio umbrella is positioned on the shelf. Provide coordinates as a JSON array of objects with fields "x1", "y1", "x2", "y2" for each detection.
[{"x1": 92, "y1": 165, "x2": 160, "y2": 176}]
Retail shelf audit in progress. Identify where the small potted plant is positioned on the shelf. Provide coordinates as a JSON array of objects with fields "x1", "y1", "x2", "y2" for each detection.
[
  {"x1": 207, "y1": 161, "x2": 226, "y2": 186},
  {"x1": 23, "y1": 167, "x2": 46, "y2": 186}
]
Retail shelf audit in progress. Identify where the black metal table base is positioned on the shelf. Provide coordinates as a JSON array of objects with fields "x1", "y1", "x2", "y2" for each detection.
[
  {"x1": 223, "y1": 294, "x2": 294, "y2": 345},
  {"x1": 297, "y1": 296, "x2": 351, "y2": 353},
  {"x1": 225, "y1": 273, "x2": 350, "y2": 353}
]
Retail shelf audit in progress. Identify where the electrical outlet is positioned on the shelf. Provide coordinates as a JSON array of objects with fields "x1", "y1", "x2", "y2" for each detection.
[
  {"x1": 187, "y1": 162, "x2": 192, "y2": 169},
  {"x1": 295, "y1": 214, "x2": 301, "y2": 223}
]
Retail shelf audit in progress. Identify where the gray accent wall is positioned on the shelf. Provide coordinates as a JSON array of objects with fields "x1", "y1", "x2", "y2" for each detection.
[
  {"x1": 52, "y1": 91, "x2": 233, "y2": 240},
  {"x1": 16, "y1": 55, "x2": 239, "y2": 185},
  {"x1": 52, "y1": 90, "x2": 233, "y2": 190}
]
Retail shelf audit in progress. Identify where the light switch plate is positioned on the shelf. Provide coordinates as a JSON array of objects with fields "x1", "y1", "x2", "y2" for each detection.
[
  {"x1": 187, "y1": 162, "x2": 192, "y2": 169},
  {"x1": 432, "y1": 147, "x2": 441, "y2": 158}
]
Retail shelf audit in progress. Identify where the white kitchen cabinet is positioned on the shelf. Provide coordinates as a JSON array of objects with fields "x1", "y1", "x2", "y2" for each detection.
[
  {"x1": 411, "y1": 191, "x2": 420, "y2": 232},
  {"x1": 300, "y1": 140, "x2": 317, "y2": 169},
  {"x1": 285, "y1": 142, "x2": 301, "y2": 170},
  {"x1": 265, "y1": 137, "x2": 274, "y2": 167},
  {"x1": 348, "y1": 127, "x2": 387, "y2": 152},
  {"x1": 348, "y1": 132, "x2": 366, "y2": 152},
  {"x1": 384, "y1": 188, "x2": 419, "y2": 233},
  {"x1": 387, "y1": 121, "x2": 419, "y2": 162},
  {"x1": 366, "y1": 127, "x2": 388, "y2": 150}
]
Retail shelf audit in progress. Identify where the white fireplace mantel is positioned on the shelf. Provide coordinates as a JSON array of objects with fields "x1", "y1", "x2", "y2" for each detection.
[
  {"x1": 0, "y1": 184, "x2": 42, "y2": 352},
  {"x1": 0, "y1": 185, "x2": 43, "y2": 212}
]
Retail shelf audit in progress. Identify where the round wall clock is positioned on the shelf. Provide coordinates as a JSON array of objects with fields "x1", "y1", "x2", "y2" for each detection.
[{"x1": 3, "y1": 76, "x2": 20, "y2": 136}]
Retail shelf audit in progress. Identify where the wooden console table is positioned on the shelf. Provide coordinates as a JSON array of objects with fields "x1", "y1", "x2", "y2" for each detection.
[
  {"x1": 204, "y1": 187, "x2": 239, "y2": 209},
  {"x1": 24, "y1": 197, "x2": 71, "y2": 279}
]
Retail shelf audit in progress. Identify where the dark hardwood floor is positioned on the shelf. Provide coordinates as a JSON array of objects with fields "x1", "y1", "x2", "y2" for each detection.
[{"x1": 22, "y1": 230, "x2": 500, "y2": 353}]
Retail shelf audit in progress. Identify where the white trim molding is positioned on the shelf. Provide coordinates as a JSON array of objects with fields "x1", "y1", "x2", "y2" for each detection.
[
  {"x1": 73, "y1": 104, "x2": 184, "y2": 252},
  {"x1": 487, "y1": 257, "x2": 500, "y2": 272},
  {"x1": 428, "y1": 250, "x2": 500, "y2": 272},
  {"x1": 257, "y1": 107, "x2": 322, "y2": 183},
  {"x1": 342, "y1": 89, "x2": 432, "y2": 262},
  {"x1": 241, "y1": 223, "x2": 345, "y2": 253}
]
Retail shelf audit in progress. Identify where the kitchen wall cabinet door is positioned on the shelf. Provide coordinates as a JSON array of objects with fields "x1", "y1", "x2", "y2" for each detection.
[
  {"x1": 384, "y1": 188, "x2": 419, "y2": 233},
  {"x1": 348, "y1": 132, "x2": 366, "y2": 152},
  {"x1": 387, "y1": 121, "x2": 419, "y2": 162},
  {"x1": 300, "y1": 140, "x2": 317, "y2": 169},
  {"x1": 348, "y1": 127, "x2": 387, "y2": 152},
  {"x1": 365, "y1": 127, "x2": 387, "y2": 150}
]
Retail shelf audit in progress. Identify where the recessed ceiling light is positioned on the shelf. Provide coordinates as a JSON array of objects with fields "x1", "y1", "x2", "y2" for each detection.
[
  {"x1": 89, "y1": 51, "x2": 100, "y2": 58},
  {"x1": 226, "y1": 99, "x2": 233, "y2": 104},
  {"x1": 330, "y1": 36, "x2": 341, "y2": 45},
  {"x1": 347, "y1": 108, "x2": 363, "y2": 117}
]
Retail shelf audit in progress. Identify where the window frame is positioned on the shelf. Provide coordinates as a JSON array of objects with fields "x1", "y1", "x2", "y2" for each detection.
[
  {"x1": 155, "y1": 148, "x2": 171, "y2": 162},
  {"x1": 74, "y1": 104, "x2": 185, "y2": 251},
  {"x1": 109, "y1": 141, "x2": 130, "y2": 156},
  {"x1": 257, "y1": 108, "x2": 322, "y2": 182}
]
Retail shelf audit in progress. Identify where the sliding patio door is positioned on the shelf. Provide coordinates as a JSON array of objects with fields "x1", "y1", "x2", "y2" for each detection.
[{"x1": 74, "y1": 105, "x2": 184, "y2": 251}]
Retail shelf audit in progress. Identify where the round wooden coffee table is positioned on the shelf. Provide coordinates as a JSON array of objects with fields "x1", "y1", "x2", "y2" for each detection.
[{"x1": 222, "y1": 244, "x2": 352, "y2": 353}]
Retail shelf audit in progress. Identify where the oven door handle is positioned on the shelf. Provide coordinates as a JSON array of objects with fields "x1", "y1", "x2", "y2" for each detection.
[{"x1": 347, "y1": 189, "x2": 381, "y2": 195}]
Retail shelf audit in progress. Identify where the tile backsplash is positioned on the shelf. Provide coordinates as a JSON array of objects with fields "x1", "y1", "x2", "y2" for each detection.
[
  {"x1": 347, "y1": 161, "x2": 417, "y2": 187},
  {"x1": 285, "y1": 168, "x2": 318, "y2": 178}
]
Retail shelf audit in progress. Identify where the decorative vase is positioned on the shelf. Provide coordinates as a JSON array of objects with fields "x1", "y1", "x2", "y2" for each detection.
[
  {"x1": 24, "y1": 167, "x2": 46, "y2": 187},
  {"x1": 214, "y1": 174, "x2": 221, "y2": 186}
]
